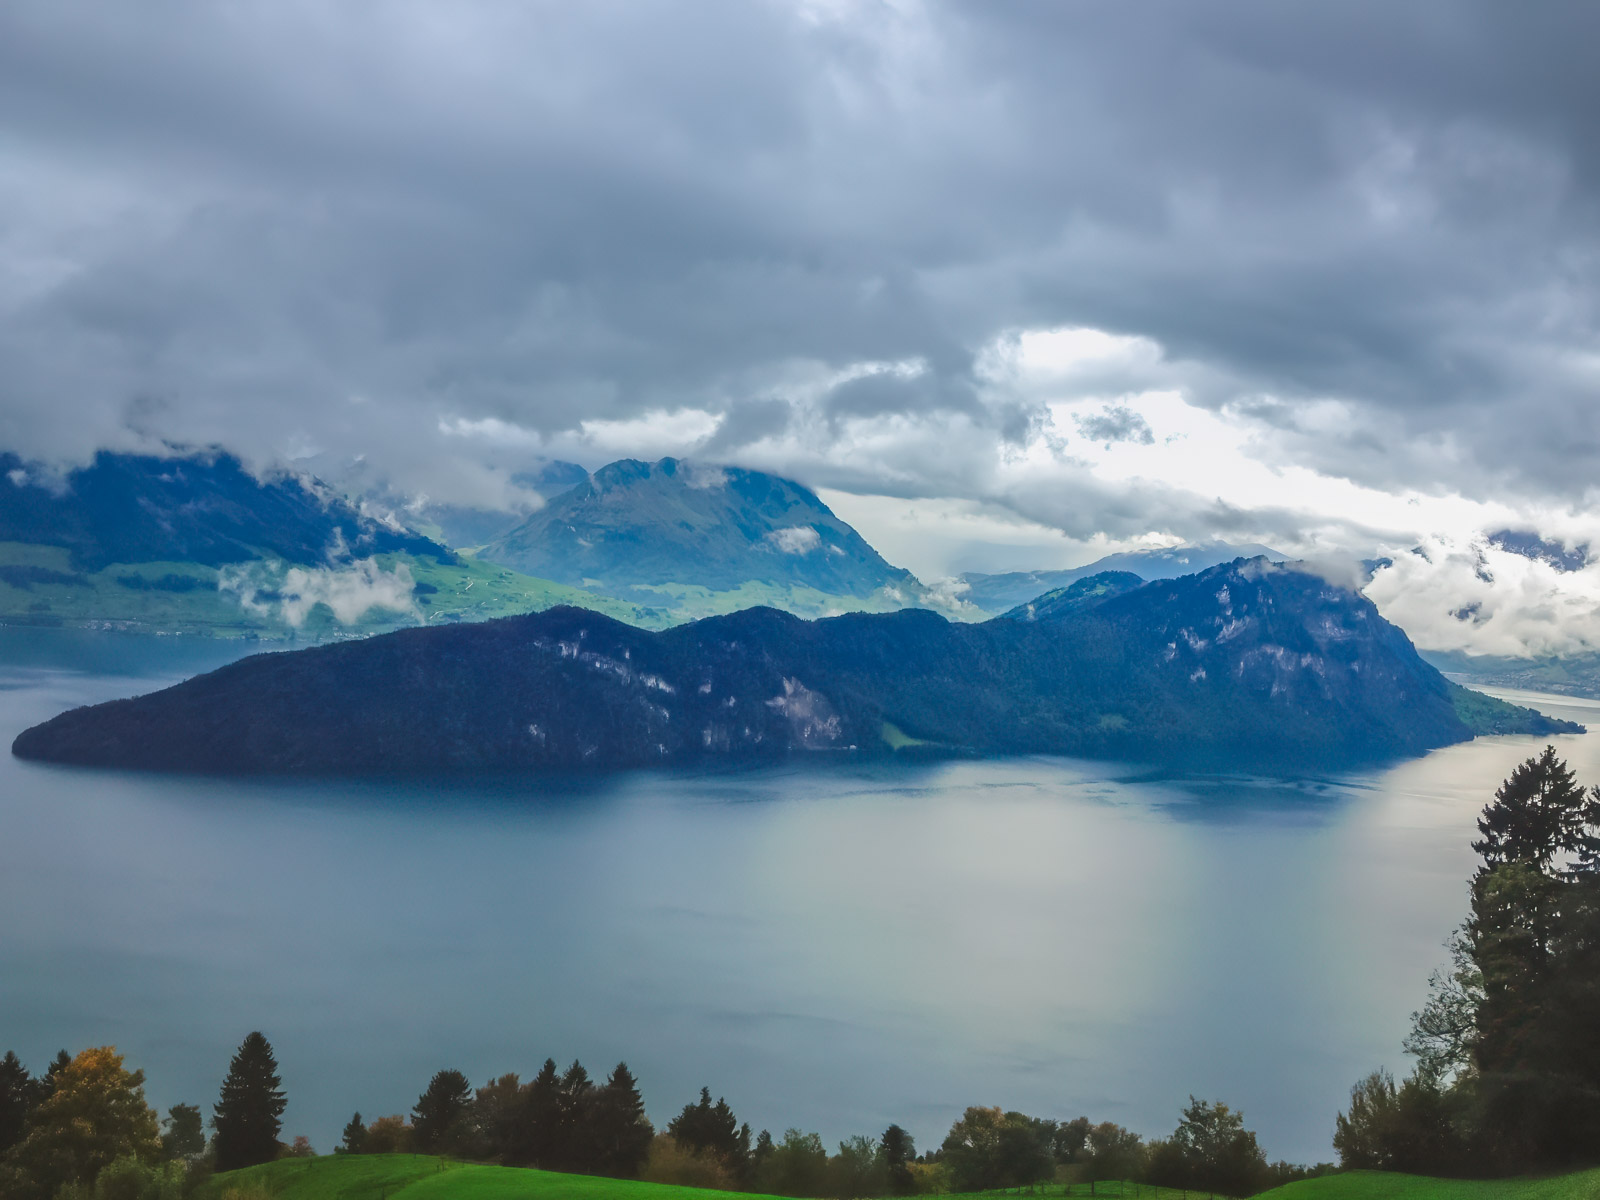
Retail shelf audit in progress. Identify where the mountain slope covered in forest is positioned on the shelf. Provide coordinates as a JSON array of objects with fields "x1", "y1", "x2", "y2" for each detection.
[{"x1": 15, "y1": 557, "x2": 1576, "y2": 775}]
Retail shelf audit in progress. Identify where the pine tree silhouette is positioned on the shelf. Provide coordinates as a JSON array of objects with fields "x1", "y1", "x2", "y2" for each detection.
[{"x1": 212, "y1": 1032, "x2": 286, "y2": 1170}]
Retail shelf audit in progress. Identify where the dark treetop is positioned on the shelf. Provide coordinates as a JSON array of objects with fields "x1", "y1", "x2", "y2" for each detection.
[{"x1": 12, "y1": 558, "x2": 1578, "y2": 775}]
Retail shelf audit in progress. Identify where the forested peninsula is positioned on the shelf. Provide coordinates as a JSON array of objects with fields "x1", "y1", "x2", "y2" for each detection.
[{"x1": 12, "y1": 558, "x2": 1575, "y2": 775}]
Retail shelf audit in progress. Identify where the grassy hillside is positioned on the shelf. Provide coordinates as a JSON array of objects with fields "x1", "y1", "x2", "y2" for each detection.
[
  {"x1": 201, "y1": 1154, "x2": 773, "y2": 1200},
  {"x1": 199, "y1": 1156, "x2": 1600, "y2": 1200},
  {"x1": 0, "y1": 541, "x2": 656, "y2": 638},
  {"x1": 1255, "y1": 1167, "x2": 1600, "y2": 1199},
  {"x1": 203, "y1": 1157, "x2": 1227, "y2": 1200}
]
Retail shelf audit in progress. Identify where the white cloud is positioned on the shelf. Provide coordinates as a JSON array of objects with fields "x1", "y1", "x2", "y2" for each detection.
[
  {"x1": 1366, "y1": 539, "x2": 1600, "y2": 658},
  {"x1": 765, "y1": 525, "x2": 822, "y2": 554},
  {"x1": 219, "y1": 558, "x2": 420, "y2": 628}
]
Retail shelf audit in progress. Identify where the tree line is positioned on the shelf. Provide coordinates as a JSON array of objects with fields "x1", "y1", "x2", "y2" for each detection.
[
  {"x1": 1332, "y1": 746, "x2": 1600, "y2": 1176},
  {"x1": 0, "y1": 1023, "x2": 1333, "y2": 1200}
]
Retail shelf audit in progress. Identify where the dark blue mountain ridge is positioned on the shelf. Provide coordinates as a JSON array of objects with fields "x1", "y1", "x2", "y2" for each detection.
[
  {"x1": 481, "y1": 457, "x2": 918, "y2": 598},
  {"x1": 0, "y1": 448, "x2": 451, "y2": 571},
  {"x1": 13, "y1": 557, "x2": 1575, "y2": 776},
  {"x1": 1001, "y1": 571, "x2": 1147, "y2": 621},
  {"x1": 960, "y1": 541, "x2": 1284, "y2": 614}
]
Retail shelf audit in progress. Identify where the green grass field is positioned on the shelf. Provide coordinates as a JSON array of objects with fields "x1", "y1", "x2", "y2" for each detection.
[
  {"x1": 1255, "y1": 1168, "x2": 1600, "y2": 1199},
  {"x1": 202, "y1": 1156, "x2": 1600, "y2": 1200},
  {"x1": 199, "y1": 1155, "x2": 772, "y2": 1200}
]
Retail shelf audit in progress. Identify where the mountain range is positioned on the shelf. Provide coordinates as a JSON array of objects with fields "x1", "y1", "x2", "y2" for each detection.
[
  {"x1": 14, "y1": 557, "x2": 1576, "y2": 775},
  {"x1": 959, "y1": 542, "x2": 1284, "y2": 614},
  {"x1": 0, "y1": 450, "x2": 639, "y2": 637}
]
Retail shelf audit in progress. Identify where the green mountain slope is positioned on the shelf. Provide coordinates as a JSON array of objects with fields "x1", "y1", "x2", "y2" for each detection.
[
  {"x1": 0, "y1": 450, "x2": 649, "y2": 637},
  {"x1": 480, "y1": 458, "x2": 926, "y2": 617}
]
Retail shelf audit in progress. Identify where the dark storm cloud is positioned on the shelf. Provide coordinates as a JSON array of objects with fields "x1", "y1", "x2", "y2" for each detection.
[{"x1": 0, "y1": 0, "x2": 1597, "y2": 521}]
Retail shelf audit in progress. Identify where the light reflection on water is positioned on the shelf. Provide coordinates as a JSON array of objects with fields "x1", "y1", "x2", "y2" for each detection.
[{"x1": 0, "y1": 629, "x2": 1592, "y2": 1164}]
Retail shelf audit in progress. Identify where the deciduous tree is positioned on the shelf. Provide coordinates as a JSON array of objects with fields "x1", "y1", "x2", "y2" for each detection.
[
  {"x1": 1, "y1": 1047, "x2": 162, "y2": 1200},
  {"x1": 939, "y1": 1107, "x2": 1054, "y2": 1191},
  {"x1": 363, "y1": 1115, "x2": 411, "y2": 1154}
]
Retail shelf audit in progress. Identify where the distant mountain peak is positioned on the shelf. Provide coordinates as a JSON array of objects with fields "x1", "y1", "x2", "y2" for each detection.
[
  {"x1": 480, "y1": 456, "x2": 914, "y2": 602},
  {"x1": 0, "y1": 447, "x2": 449, "y2": 572},
  {"x1": 1487, "y1": 529, "x2": 1590, "y2": 573},
  {"x1": 959, "y1": 541, "x2": 1285, "y2": 614}
]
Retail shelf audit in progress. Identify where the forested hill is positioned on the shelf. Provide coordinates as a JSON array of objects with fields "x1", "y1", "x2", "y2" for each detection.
[{"x1": 13, "y1": 558, "x2": 1577, "y2": 775}]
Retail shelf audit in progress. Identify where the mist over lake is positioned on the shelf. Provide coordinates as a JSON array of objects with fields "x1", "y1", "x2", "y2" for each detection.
[{"x1": 3, "y1": 629, "x2": 1595, "y2": 1166}]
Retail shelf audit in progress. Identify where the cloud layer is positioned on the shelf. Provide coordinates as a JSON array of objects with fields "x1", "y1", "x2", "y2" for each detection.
[{"x1": 2, "y1": 1, "x2": 1599, "y2": 652}]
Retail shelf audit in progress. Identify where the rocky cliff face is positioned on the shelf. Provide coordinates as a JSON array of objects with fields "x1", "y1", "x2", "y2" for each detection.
[{"x1": 14, "y1": 558, "x2": 1578, "y2": 775}]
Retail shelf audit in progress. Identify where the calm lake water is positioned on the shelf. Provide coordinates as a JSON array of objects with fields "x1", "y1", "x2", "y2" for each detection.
[{"x1": 3, "y1": 628, "x2": 1597, "y2": 1165}]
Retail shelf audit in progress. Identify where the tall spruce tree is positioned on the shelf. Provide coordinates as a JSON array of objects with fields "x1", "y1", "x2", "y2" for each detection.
[
  {"x1": 36, "y1": 1051, "x2": 71, "y2": 1103},
  {"x1": 557, "y1": 1060, "x2": 597, "y2": 1172},
  {"x1": 0, "y1": 1052, "x2": 33, "y2": 1155},
  {"x1": 1385, "y1": 747, "x2": 1600, "y2": 1171},
  {"x1": 593, "y1": 1063, "x2": 653, "y2": 1177},
  {"x1": 1473, "y1": 744, "x2": 1584, "y2": 871},
  {"x1": 340, "y1": 1111, "x2": 368, "y2": 1154},
  {"x1": 517, "y1": 1058, "x2": 563, "y2": 1167},
  {"x1": 212, "y1": 1032, "x2": 287, "y2": 1171},
  {"x1": 411, "y1": 1069, "x2": 473, "y2": 1155},
  {"x1": 1468, "y1": 749, "x2": 1600, "y2": 1165}
]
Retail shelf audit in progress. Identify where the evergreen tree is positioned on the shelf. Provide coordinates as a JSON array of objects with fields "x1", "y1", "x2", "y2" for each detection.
[
  {"x1": 556, "y1": 1060, "x2": 596, "y2": 1171},
  {"x1": 212, "y1": 1032, "x2": 287, "y2": 1171},
  {"x1": 751, "y1": 1128, "x2": 775, "y2": 1175},
  {"x1": 1466, "y1": 749, "x2": 1600, "y2": 1165},
  {"x1": 161, "y1": 1102, "x2": 206, "y2": 1160},
  {"x1": 37, "y1": 1050, "x2": 71, "y2": 1103},
  {"x1": 667, "y1": 1087, "x2": 744, "y2": 1164},
  {"x1": 340, "y1": 1111, "x2": 368, "y2": 1154},
  {"x1": 1472, "y1": 745, "x2": 1585, "y2": 871},
  {"x1": 592, "y1": 1063, "x2": 653, "y2": 1178},
  {"x1": 516, "y1": 1058, "x2": 563, "y2": 1167},
  {"x1": 411, "y1": 1069, "x2": 473, "y2": 1155},
  {"x1": 0, "y1": 1051, "x2": 33, "y2": 1155}
]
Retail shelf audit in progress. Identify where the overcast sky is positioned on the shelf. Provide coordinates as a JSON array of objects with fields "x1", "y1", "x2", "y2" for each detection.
[{"x1": 3, "y1": 1, "x2": 1600, "y2": 651}]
